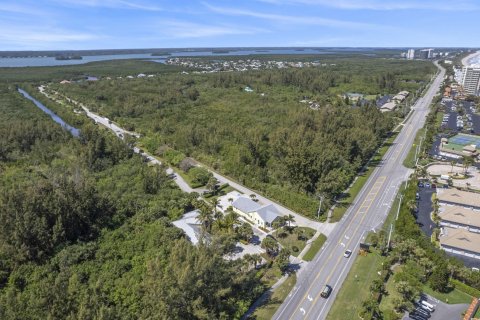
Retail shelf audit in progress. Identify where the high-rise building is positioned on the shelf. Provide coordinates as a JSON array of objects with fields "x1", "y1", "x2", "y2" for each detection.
[
  {"x1": 406, "y1": 49, "x2": 415, "y2": 60},
  {"x1": 461, "y1": 65, "x2": 480, "y2": 95},
  {"x1": 419, "y1": 49, "x2": 433, "y2": 59}
]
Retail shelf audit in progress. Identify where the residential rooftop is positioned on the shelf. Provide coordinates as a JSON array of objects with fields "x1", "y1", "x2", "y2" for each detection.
[
  {"x1": 440, "y1": 227, "x2": 480, "y2": 254},
  {"x1": 439, "y1": 204, "x2": 480, "y2": 229},
  {"x1": 437, "y1": 189, "x2": 480, "y2": 209}
]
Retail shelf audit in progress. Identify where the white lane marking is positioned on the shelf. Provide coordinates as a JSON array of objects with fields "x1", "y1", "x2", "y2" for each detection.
[
  {"x1": 307, "y1": 295, "x2": 313, "y2": 302},
  {"x1": 344, "y1": 235, "x2": 350, "y2": 240},
  {"x1": 300, "y1": 307, "x2": 306, "y2": 315},
  {"x1": 340, "y1": 242, "x2": 345, "y2": 247},
  {"x1": 315, "y1": 231, "x2": 367, "y2": 320}
]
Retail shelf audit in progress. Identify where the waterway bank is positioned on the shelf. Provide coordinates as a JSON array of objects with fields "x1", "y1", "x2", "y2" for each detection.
[{"x1": 17, "y1": 88, "x2": 80, "y2": 137}]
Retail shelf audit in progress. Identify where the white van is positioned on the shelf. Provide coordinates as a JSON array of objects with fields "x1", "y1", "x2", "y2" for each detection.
[
  {"x1": 421, "y1": 300, "x2": 435, "y2": 312},
  {"x1": 440, "y1": 174, "x2": 450, "y2": 181}
]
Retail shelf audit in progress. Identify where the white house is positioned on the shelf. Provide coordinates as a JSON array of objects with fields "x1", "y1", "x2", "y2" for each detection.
[
  {"x1": 172, "y1": 210, "x2": 203, "y2": 245},
  {"x1": 231, "y1": 197, "x2": 282, "y2": 229}
]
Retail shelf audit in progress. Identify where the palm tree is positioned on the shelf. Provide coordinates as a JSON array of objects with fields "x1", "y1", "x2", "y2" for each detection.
[
  {"x1": 450, "y1": 160, "x2": 456, "y2": 174},
  {"x1": 295, "y1": 227, "x2": 305, "y2": 240},
  {"x1": 252, "y1": 254, "x2": 262, "y2": 268},
  {"x1": 407, "y1": 199, "x2": 417, "y2": 213},
  {"x1": 196, "y1": 205, "x2": 213, "y2": 233},
  {"x1": 272, "y1": 220, "x2": 282, "y2": 236},
  {"x1": 261, "y1": 237, "x2": 279, "y2": 257},
  {"x1": 463, "y1": 156, "x2": 474, "y2": 176},
  {"x1": 223, "y1": 211, "x2": 239, "y2": 233},
  {"x1": 211, "y1": 198, "x2": 220, "y2": 217}
]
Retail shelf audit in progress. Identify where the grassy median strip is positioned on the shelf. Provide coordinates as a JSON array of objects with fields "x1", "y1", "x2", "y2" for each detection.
[
  {"x1": 252, "y1": 274, "x2": 297, "y2": 320},
  {"x1": 302, "y1": 233, "x2": 327, "y2": 261},
  {"x1": 403, "y1": 127, "x2": 425, "y2": 168},
  {"x1": 330, "y1": 131, "x2": 399, "y2": 222},
  {"x1": 326, "y1": 250, "x2": 385, "y2": 320}
]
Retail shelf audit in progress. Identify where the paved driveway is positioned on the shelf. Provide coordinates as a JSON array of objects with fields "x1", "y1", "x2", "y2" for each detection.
[
  {"x1": 416, "y1": 185, "x2": 435, "y2": 237},
  {"x1": 403, "y1": 294, "x2": 469, "y2": 320}
]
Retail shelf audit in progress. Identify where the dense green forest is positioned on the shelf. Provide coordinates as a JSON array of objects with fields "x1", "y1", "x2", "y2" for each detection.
[
  {"x1": 50, "y1": 57, "x2": 435, "y2": 217},
  {"x1": 0, "y1": 84, "x2": 268, "y2": 319}
]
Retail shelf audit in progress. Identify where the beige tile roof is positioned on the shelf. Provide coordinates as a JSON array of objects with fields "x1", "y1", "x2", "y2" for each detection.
[
  {"x1": 437, "y1": 189, "x2": 480, "y2": 208},
  {"x1": 439, "y1": 205, "x2": 480, "y2": 228},
  {"x1": 440, "y1": 227, "x2": 480, "y2": 254}
]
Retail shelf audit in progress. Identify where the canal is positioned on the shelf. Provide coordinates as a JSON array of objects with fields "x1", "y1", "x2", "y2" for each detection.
[{"x1": 18, "y1": 88, "x2": 80, "y2": 137}]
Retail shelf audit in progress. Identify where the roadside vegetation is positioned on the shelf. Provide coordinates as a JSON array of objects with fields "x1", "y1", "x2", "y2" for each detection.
[
  {"x1": 48, "y1": 57, "x2": 434, "y2": 218},
  {"x1": 331, "y1": 131, "x2": 399, "y2": 222},
  {"x1": 251, "y1": 274, "x2": 297, "y2": 320},
  {"x1": 302, "y1": 233, "x2": 328, "y2": 261},
  {"x1": 0, "y1": 83, "x2": 287, "y2": 319},
  {"x1": 328, "y1": 170, "x2": 480, "y2": 319}
]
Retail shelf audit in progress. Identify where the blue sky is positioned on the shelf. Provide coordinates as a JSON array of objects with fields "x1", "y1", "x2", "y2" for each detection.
[{"x1": 1, "y1": 0, "x2": 480, "y2": 50}]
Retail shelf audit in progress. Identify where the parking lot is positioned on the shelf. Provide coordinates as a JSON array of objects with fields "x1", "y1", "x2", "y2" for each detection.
[
  {"x1": 429, "y1": 98, "x2": 480, "y2": 162},
  {"x1": 415, "y1": 183, "x2": 437, "y2": 236},
  {"x1": 440, "y1": 99, "x2": 480, "y2": 134},
  {"x1": 403, "y1": 294, "x2": 469, "y2": 320}
]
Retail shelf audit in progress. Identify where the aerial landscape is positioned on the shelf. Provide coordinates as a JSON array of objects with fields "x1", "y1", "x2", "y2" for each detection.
[{"x1": 1, "y1": 1, "x2": 480, "y2": 320}]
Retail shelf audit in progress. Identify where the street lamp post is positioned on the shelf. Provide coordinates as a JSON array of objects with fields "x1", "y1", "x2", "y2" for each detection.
[{"x1": 317, "y1": 194, "x2": 324, "y2": 220}]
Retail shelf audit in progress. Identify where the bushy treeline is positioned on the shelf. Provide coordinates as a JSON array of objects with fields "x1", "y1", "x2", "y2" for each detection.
[
  {"x1": 0, "y1": 84, "x2": 264, "y2": 319},
  {"x1": 49, "y1": 58, "x2": 432, "y2": 217}
]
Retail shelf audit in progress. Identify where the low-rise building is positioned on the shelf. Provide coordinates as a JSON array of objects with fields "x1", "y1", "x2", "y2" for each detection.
[
  {"x1": 172, "y1": 210, "x2": 203, "y2": 245},
  {"x1": 440, "y1": 227, "x2": 480, "y2": 259},
  {"x1": 380, "y1": 101, "x2": 397, "y2": 112},
  {"x1": 439, "y1": 205, "x2": 480, "y2": 233},
  {"x1": 437, "y1": 189, "x2": 480, "y2": 209},
  {"x1": 232, "y1": 197, "x2": 282, "y2": 229}
]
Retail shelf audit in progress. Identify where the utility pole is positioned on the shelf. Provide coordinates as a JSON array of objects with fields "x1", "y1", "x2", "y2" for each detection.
[
  {"x1": 317, "y1": 194, "x2": 324, "y2": 219},
  {"x1": 387, "y1": 224, "x2": 393, "y2": 251},
  {"x1": 395, "y1": 195, "x2": 403, "y2": 220}
]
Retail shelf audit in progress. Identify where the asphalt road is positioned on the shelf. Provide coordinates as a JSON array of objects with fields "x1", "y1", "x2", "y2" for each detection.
[{"x1": 273, "y1": 62, "x2": 446, "y2": 320}]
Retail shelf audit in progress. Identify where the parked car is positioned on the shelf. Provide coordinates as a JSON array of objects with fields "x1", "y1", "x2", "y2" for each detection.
[
  {"x1": 418, "y1": 182, "x2": 424, "y2": 188},
  {"x1": 416, "y1": 192, "x2": 420, "y2": 200},
  {"x1": 344, "y1": 250, "x2": 352, "y2": 258},
  {"x1": 425, "y1": 182, "x2": 431, "y2": 188}
]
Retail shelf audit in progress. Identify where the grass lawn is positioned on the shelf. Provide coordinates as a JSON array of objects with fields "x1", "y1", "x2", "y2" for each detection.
[
  {"x1": 331, "y1": 131, "x2": 399, "y2": 222},
  {"x1": 252, "y1": 274, "x2": 297, "y2": 320},
  {"x1": 275, "y1": 227, "x2": 316, "y2": 257},
  {"x1": 422, "y1": 285, "x2": 473, "y2": 305},
  {"x1": 403, "y1": 127, "x2": 425, "y2": 168},
  {"x1": 379, "y1": 266, "x2": 403, "y2": 319},
  {"x1": 474, "y1": 306, "x2": 480, "y2": 318},
  {"x1": 302, "y1": 233, "x2": 327, "y2": 261},
  {"x1": 175, "y1": 168, "x2": 205, "y2": 189},
  {"x1": 326, "y1": 250, "x2": 385, "y2": 320}
]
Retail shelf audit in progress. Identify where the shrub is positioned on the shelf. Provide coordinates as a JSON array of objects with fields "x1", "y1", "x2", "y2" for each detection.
[
  {"x1": 189, "y1": 167, "x2": 212, "y2": 186},
  {"x1": 450, "y1": 279, "x2": 480, "y2": 297}
]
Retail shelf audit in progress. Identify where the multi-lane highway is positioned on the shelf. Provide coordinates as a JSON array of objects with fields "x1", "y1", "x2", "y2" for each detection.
[{"x1": 273, "y1": 62, "x2": 446, "y2": 320}]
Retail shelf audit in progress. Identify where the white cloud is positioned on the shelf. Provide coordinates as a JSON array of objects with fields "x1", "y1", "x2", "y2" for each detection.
[
  {"x1": 257, "y1": 0, "x2": 480, "y2": 11},
  {"x1": 156, "y1": 20, "x2": 267, "y2": 39},
  {"x1": 0, "y1": 25, "x2": 99, "y2": 50},
  {"x1": 54, "y1": 0, "x2": 162, "y2": 11},
  {"x1": 203, "y1": 2, "x2": 379, "y2": 29}
]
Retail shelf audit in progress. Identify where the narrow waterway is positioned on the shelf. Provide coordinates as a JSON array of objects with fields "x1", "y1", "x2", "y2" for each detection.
[{"x1": 17, "y1": 88, "x2": 80, "y2": 137}]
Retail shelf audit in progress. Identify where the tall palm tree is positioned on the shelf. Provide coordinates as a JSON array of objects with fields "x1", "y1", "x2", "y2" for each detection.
[
  {"x1": 463, "y1": 156, "x2": 473, "y2": 175},
  {"x1": 224, "y1": 211, "x2": 239, "y2": 233},
  {"x1": 196, "y1": 205, "x2": 213, "y2": 233},
  {"x1": 450, "y1": 160, "x2": 456, "y2": 174}
]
